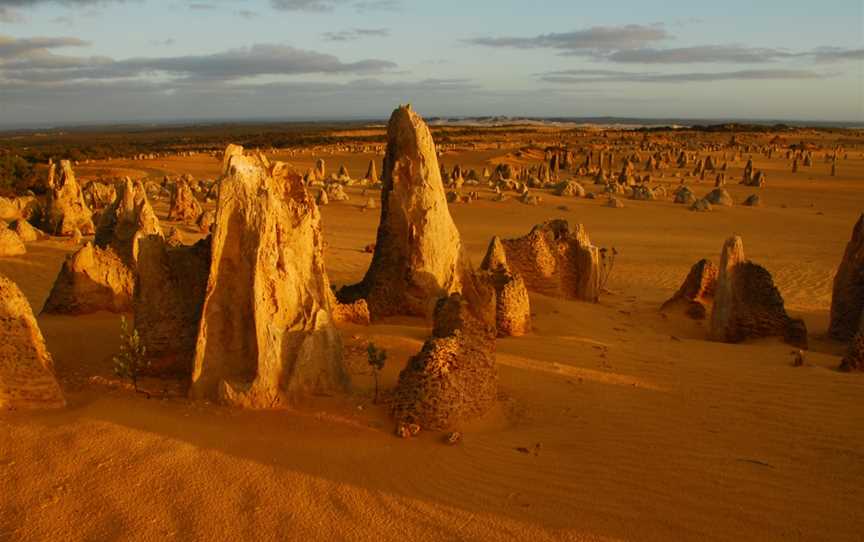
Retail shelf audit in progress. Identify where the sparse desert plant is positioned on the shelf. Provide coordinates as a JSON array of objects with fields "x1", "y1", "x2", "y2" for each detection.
[
  {"x1": 113, "y1": 315, "x2": 150, "y2": 397},
  {"x1": 599, "y1": 246, "x2": 618, "y2": 290},
  {"x1": 366, "y1": 342, "x2": 387, "y2": 404}
]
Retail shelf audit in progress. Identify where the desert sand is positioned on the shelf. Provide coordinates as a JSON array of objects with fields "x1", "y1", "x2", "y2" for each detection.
[{"x1": 2, "y1": 123, "x2": 864, "y2": 542}]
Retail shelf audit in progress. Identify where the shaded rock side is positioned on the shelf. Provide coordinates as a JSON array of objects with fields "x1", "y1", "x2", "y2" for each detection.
[
  {"x1": 133, "y1": 235, "x2": 211, "y2": 377},
  {"x1": 660, "y1": 259, "x2": 718, "y2": 319},
  {"x1": 829, "y1": 214, "x2": 864, "y2": 340}
]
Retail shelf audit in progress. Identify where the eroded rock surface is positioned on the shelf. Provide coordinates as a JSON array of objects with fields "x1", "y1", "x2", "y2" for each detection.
[
  {"x1": 190, "y1": 154, "x2": 348, "y2": 407},
  {"x1": 0, "y1": 273, "x2": 65, "y2": 410},
  {"x1": 829, "y1": 214, "x2": 864, "y2": 340},
  {"x1": 338, "y1": 105, "x2": 472, "y2": 319}
]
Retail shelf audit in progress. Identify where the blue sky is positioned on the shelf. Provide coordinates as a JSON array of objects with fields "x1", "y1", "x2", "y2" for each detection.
[{"x1": 0, "y1": 0, "x2": 862, "y2": 126}]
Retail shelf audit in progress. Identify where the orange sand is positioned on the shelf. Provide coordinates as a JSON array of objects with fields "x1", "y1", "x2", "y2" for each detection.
[{"x1": 1, "y1": 143, "x2": 863, "y2": 541}]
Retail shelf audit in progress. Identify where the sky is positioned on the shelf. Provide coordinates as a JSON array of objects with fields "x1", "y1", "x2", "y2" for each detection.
[{"x1": 0, "y1": 0, "x2": 862, "y2": 127}]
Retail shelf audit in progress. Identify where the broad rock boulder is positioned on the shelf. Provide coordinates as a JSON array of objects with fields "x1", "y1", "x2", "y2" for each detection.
[
  {"x1": 0, "y1": 273, "x2": 65, "y2": 410},
  {"x1": 709, "y1": 236, "x2": 807, "y2": 348},
  {"x1": 498, "y1": 219, "x2": 600, "y2": 302}
]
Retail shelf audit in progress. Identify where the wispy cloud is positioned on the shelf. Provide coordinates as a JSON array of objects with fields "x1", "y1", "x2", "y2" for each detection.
[
  {"x1": 540, "y1": 68, "x2": 828, "y2": 84},
  {"x1": 0, "y1": 37, "x2": 397, "y2": 84},
  {"x1": 465, "y1": 25, "x2": 669, "y2": 54},
  {"x1": 322, "y1": 28, "x2": 390, "y2": 42}
]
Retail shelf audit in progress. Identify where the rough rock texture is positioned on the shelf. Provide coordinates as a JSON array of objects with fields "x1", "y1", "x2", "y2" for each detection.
[
  {"x1": 337, "y1": 105, "x2": 473, "y2": 319},
  {"x1": 168, "y1": 179, "x2": 203, "y2": 223},
  {"x1": 839, "y1": 317, "x2": 864, "y2": 371},
  {"x1": 0, "y1": 274, "x2": 65, "y2": 410},
  {"x1": 479, "y1": 237, "x2": 531, "y2": 337},
  {"x1": 331, "y1": 298, "x2": 372, "y2": 326},
  {"x1": 709, "y1": 236, "x2": 807, "y2": 348},
  {"x1": 743, "y1": 194, "x2": 762, "y2": 207},
  {"x1": 196, "y1": 210, "x2": 216, "y2": 233},
  {"x1": 84, "y1": 182, "x2": 117, "y2": 210},
  {"x1": 190, "y1": 155, "x2": 348, "y2": 408},
  {"x1": 555, "y1": 181, "x2": 585, "y2": 197},
  {"x1": 660, "y1": 259, "x2": 718, "y2": 319},
  {"x1": 44, "y1": 160, "x2": 95, "y2": 236},
  {"x1": 42, "y1": 242, "x2": 135, "y2": 314},
  {"x1": 705, "y1": 188, "x2": 734, "y2": 207},
  {"x1": 222, "y1": 144, "x2": 244, "y2": 175},
  {"x1": 498, "y1": 219, "x2": 600, "y2": 302},
  {"x1": 390, "y1": 279, "x2": 498, "y2": 431},
  {"x1": 11, "y1": 220, "x2": 46, "y2": 242},
  {"x1": 0, "y1": 197, "x2": 17, "y2": 222},
  {"x1": 133, "y1": 235, "x2": 211, "y2": 377},
  {"x1": 674, "y1": 186, "x2": 696, "y2": 205},
  {"x1": 829, "y1": 215, "x2": 864, "y2": 341},
  {"x1": 0, "y1": 228, "x2": 26, "y2": 257},
  {"x1": 690, "y1": 199, "x2": 712, "y2": 212},
  {"x1": 94, "y1": 178, "x2": 162, "y2": 264},
  {"x1": 365, "y1": 160, "x2": 379, "y2": 183}
]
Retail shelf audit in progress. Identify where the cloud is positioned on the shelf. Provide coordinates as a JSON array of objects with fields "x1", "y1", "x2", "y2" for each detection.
[
  {"x1": 322, "y1": 28, "x2": 390, "y2": 42},
  {"x1": 465, "y1": 25, "x2": 669, "y2": 54},
  {"x1": 540, "y1": 68, "x2": 828, "y2": 84},
  {"x1": 269, "y1": 0, "x2": 342, "y2": 12},
  {"x1": 0, "y1": 38, "x2": 397, "y2": 84},
  {"x1": 0, "y1": 35, "x2": 88, "y2": 57},
  {"x1": 353, "y1": 0, "x2": 398, "y2": 13},
  {"x1": 235, "y1": 9, "x2": 257, "y2": 18},
  {"x1": 808, "y1": 47, "x2": 864, "y2": 62},
  {"x1": 606, "y1": 45, "x2": 796, "y2": 64},
  {"x1": 0, "y1": 6, "x2": 25, "y2": 21}
]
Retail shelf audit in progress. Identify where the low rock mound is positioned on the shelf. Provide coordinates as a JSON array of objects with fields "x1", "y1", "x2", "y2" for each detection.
[
  {"x1": 0, "y1": 273, "x2": 65, "y2": 410},
  {"x1": 42, "y1": 242, "x2": 135, "y2": 314},
  {"x1": 709, "y1": 236, "x2": 807, "y2": 348},
  {"x1": 705, "y1": 188, "x2": 733, "y2": 207},
  {"x1": 498, "y1": 219, "x2": 600, "y2": 302}
]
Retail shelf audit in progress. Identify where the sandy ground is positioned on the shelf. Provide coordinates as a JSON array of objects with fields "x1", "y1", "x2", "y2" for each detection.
[{"x1": 1, "y1": 146, "x2": 863, "y2": 541}]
